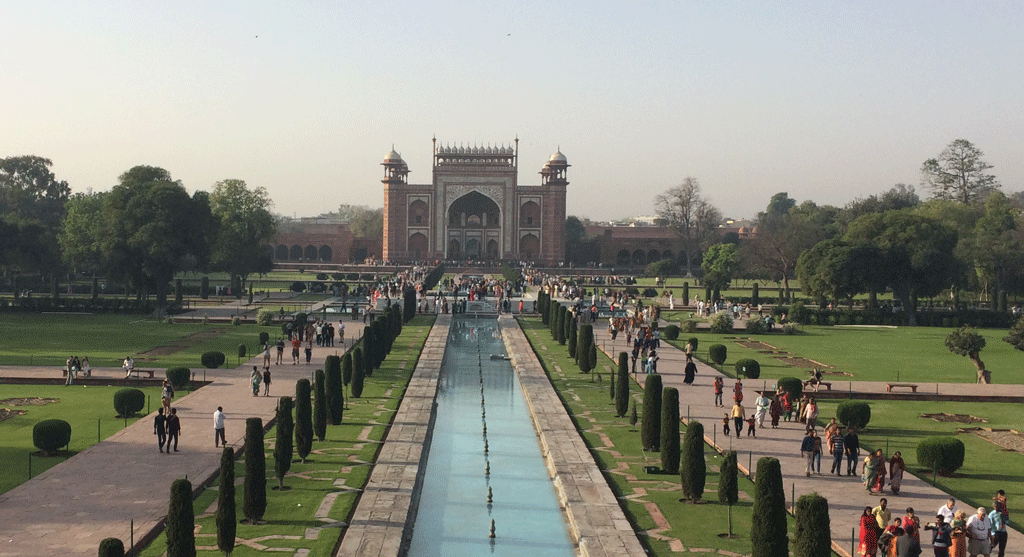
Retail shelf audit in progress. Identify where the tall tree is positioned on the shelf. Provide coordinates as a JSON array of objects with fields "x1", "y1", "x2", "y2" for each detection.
[
  {"x1": 839, "y1": 184, "x2": 920, "y2": 230},
  {"x1": 210, "y1": 179, "x2": 276, "y2": 291},
  {"x1": 751, "y1": 457, "x2": 788, "y2": 557},
  {"x1": 216, "y1": 446, "x2": 236, "y2": 556},
  {"x1": 793, "y1": 493, "x2": 831, "y2": 557},
  {"x1": 313, "y1": 369, "x2": 327, "y2": 442},
  {"x1": 242, "y1": 418, "x2": 267, "y2": 524},
  {"x1": 59, "y1": 192, "x2": 107, "y2": 274},
  {"x1": 796, "y1": 240, "x2": 884, "y2": 307},
  {"x1": 274, "y1": 397, "x2": 294, "y2": 489},
  {"x1": 660, "y1": 388, "x2": 680, "y2": 475},
  {"x1": 972, "y1": 191, "x2": 1023, "y2": 306},
  {"x1": 921, "y1": 139, "x2": 1000, "y2": 204},
  {"x1": 640, "y1": 374, "x2": 663, "y2": 451},
  {"x1": 0, "y1": 155, "x2": 70, "y2": 230},
  {"x1": 166, "y1": 478, "x2": 196, "y2": 557},
  {"x1": 679, "y1": 420, "x2": 706, "y2": 502},
  {"x1": 701, "y1": 243, "x2": 740, "y2": 294},
  {"x1": 654, "y1": 177, "x2": 722, "y2": 275},
  {"x1": 295, "y1": 379, "x2": 313, "y2": 461}
]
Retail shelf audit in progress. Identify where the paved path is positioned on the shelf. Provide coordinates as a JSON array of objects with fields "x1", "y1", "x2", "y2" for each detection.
[
  {"x1": 591, "y1": 320, "x2": 1023, "y2": 557},
  {"x1": 0, "y1": 335, "x2": 357, "y2": 557}
]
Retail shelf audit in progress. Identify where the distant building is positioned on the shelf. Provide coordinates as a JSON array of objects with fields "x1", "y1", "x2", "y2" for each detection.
[
  {"x1": 381, "y1": 138, "x2": 568, "y2": 264},
  {"x1": 268, "y1": 217, "x2": 381, "y2": 265}
]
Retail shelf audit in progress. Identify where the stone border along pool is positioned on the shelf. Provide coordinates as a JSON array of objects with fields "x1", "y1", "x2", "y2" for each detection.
[{"x1": 337, "y1": 314, "x2": 646, "y2": 557}]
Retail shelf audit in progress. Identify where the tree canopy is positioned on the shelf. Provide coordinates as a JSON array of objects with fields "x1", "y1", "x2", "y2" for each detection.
[
  {"x1": 210, "y1": 179, "x2": 276, "y2": 288},
  {"x1": 701, "y1": 243, "x2": 740, "y2": 293},
  {"x1": 654, "y1": 177, "x2": 722, "y2": 276},
  {"x1": 921, "y1": 139, "x2": 999, "y2": 204}
]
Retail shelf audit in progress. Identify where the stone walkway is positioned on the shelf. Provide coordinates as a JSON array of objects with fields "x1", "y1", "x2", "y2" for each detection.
[
  {"x1": 591, "y1": 320, "x2": 1022, "y2": 557},
  {"x1": 0, "y1": 335, "x2": 359, "y2": 557}
]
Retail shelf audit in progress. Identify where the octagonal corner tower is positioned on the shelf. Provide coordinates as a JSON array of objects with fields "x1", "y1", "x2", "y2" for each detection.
[{"x1": 382, "y1": 138, "x2": 568, "y2": 265}]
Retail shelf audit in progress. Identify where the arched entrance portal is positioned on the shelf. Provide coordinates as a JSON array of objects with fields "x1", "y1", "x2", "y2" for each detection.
[{"x1": 447, "y1": 191, "x2": 501, "y2": 260}]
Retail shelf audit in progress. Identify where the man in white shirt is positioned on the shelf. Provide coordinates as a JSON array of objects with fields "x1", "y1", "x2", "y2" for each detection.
[
  {"x1": 965, "y1": 506, "x2": 992, "y2": 557},
  {"x1": 937, "y1": 498, "x2": 958, "y2": 524},
  {"x1": 213, "y1": 406, "x2": 226, "y2": 448}
]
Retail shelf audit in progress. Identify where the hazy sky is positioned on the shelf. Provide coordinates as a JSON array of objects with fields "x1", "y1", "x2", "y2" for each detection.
[{"x1": 3, "y1": 1, "x2": 1022, "y2": 221}]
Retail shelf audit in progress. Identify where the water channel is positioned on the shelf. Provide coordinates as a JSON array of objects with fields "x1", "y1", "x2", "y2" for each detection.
[{"x1": 406, "y1": 318, "x2": 576, "y2": 557}]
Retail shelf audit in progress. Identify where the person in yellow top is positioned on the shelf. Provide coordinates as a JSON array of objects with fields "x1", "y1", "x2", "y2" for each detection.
[
  {"x1": 730, "y1": 402, "x2": 745, "y2": 439},
  {"x1": 874, "y1": 498, "x2": 893, "y2": 530}
]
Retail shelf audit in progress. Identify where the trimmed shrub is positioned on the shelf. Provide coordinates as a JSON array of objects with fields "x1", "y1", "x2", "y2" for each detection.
[
  {"x1": 98, "y1": 538, "x2": 125, "y2": 557},
  {"x1": 257, "y1": 309, "x2": 274, "y2": 325},
  {"x1": 708, "y1": 344, "x2": 727, "y2": 365},
  {"x1": 561, "y1": 307, "x2": 572, "y2": 346},
  {"x1": 641, "y1": 374, "x2": 663, "y2": 451},
  {"x1": 660, "y1": 388, "x2": 680, "y2": 474},
  {"x1": 642, "y1": 287, "x2": 658, "y2": 297},
  {"x1": 789, "y1": 301, "x2": 811, "y2": 324},
  {"x1": 735, "y1": 359, "x2": 761, "y2": 379},
  {"x1": 113, "y1": 388, "x2": 145, "y2": 418},
  {"x1": 313, "y1": 369, "x2": 327, "y2": 442},
  {"x1": 556, "y1": 305, "x2": 567, "y2": 344},
  {"x1": 259, "y1": 331, "x2": 270, "y2": 345},
  {"x1": 783, "y1": 323, "x2": 801, "y2": 335},
  {"x1": 295, "y1": 379, "x2": 313, "y2": 462},
  {"x1": 200, "y1": 276, "x2": 209, "y2": 299},
  {"x1": 201, "y1": 351, "x2": 226, "y2": 369},
  {"x1": 342, "y1": 352, "x2": 353, "y2": 386},
  {"x1": 32, "y1": 419, "x2": 71, "y2": 454},
  {"x1": 836, "y1": 400, "x2": 871, "y2": 429},
  {"x1": 289, "y1": 281, "x2": 306, "y2": 293},
  {"x1": 615, "y1": 352, "x2": 630, "y2": 417},
  {"x1": 718, "y1": 450, "x2": 739, "y2": 505},
  {"x1": 589, "y1": 342, "x2": 598, "y2": 372},
  {"x1": 663, "y1": 324, "x2": 680, "y2": 340},
  {"x1": 751, "y1": 457, "x2": 789, "y2": 557},
  {"x1": 237, "y1": 344, "x2": 247, "y2": 360},
  {"x1": 777, "y1": 377, "x2": 803, "y2": 400},
  {"x1": 361, "y1": 327, "x2": 375, "y2": 376},
  {"x1": 231, "y1": 316, "x2": 241, "y2": 326},
  {"x1": 165, "y1": 367, "x2": 190, "y2": 388},
  {"x1": 352, "y1": 347, "x2": 365, "y2": 398},
  {"x1": 917, "y1": 437, "x2": 965, "y2": 476},
  {"x1": 680, "y1": 420, "x2": 706, "y2": 502},
  {"x1": 567, "y1": 317, "x2": 578, "y2": 360},
  {"x1": 274, "y1": 397, "x2": 294, "y2": 489},
  {"x1": 325, "y1": 356, "x2": 344, "y2": 425},
  {"x1": 243, "y1": 418, "x2": 267, "y2": 524},
  {"x1": 709, "y1": 313, "x2": 734, "y2": 334},
  {"x1": 745, "y1": 318, "x2": 767, "y2": 334},
  {"x1": 216, "y1": 446, "x2": 236, "y2": 556},
  {"x1": 578, "y1": 324, "x2": 594, "y2": 373},
  {"x1": 794, "y1": 493, "x2": 831, "y2": 557},
  {"x1": 166, "y1": 478, "x2": 196, "y2": 557}
]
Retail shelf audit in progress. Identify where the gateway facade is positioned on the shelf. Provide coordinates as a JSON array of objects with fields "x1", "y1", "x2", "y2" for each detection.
[{"x1": 382, "y1": 138, "x2": 568, "y2": 264}]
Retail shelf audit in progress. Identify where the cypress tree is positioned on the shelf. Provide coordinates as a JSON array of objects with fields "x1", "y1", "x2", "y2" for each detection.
[
  {"x1": 550, "y1": 301, "x2": 559, "y2": 336},
  {"x1": 615, "y1": 352, "x2": 630, "y2": 417},
  {"x1": 200, "y1": 276, "x2": 209, "y2": 299},
  {"x1": 540, "y1": 293, "x2": 549, "y2": 324},
  {"x1": 313, "y1": 369, "x2": 327, "y2": 441},
  {"x1": 274, "y1": 397, "x2": 293, "y2": 490},
  {"x1": 640, "y1": 373, "x2": 662, "y2": 451},
  {"x1": 567, "y1": 317, "x2": 578, "y2": 358},
  {"x1": 719, "y1": 450, "x2": 739, "y2": 538},
  {"x1": 680, "y1": 420, "x2": 706, "y2": 502},
  {"x1": 351, "y1": 347, "x2": 365, "y2": 398},
  {"x1": 660, "y1": 387, "x2": 680, "y2": 474},
  {"x1": 91, "y1": 278, "x2": 100, "y2": 304},
  {"x1": 342, "y1": 352, "x2": 353, "y2": 386},
  {"x1": 295, "y1": 380, "x2": 313, "y2": 462},
  {"x1": 682, "y1": 282, "x2": 689, "y2": 304},
  {"x1": 361, "y1": 328, "x2": 374, "y2": 377},
  {"x1": 404, "y1": 288, "x2": 416, "y2": 322},
  {"x1": 325, "y1": 356, "x2": 343, "y2": 425},
  {"x1": 216, "y1": 446, "x2": 236, "y2": 555},
  {"x1": 242, "y1": 418, "x2": 267, "y2": 524},
  {"x1": 166, "y1": 478, "x2": 196, "y2": 557},
  {"x1": 629, "y1": 399, "x2": 638, "y2": 429},
  {"x1": 794, "y1": 493, "x2": 831, "y2": 557},
  {"x1": 557, "y1": 306, "x2": 567, "y2": 345},
  {"x1": 372, "y1": 318, "x2": 386, "y2": 364},
  {"x1": 578, "y1": 324, "x2": 594, "y2": 373},
  {"x1": 609, "y1": 353, "x2": 616, "y2": 400},
  {"x1": 98, "y1": 538, "x2": 125, "y2": 557},
  {"x1": 589, "y1": 342, "x2": 598, "y2": 372},
  {"x1": 751, "y1": 457, "x2": 789, "y2": 557},
  {"x1": 175, "y1": 279, "x2": 183, "y2": 305}
]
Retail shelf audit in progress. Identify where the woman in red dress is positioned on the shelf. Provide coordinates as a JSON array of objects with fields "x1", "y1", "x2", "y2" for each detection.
[
  {"x1": 859, "y1": 506, "x2": 880, "y2": 557},
  {"x1": 873, "y1": 450, "x2": 887, "y2": 493}
]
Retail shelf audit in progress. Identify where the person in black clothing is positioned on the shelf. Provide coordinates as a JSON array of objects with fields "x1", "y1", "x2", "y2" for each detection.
[
  {"x1": 154, "y1": 408, "x2": 167, "y2": 453},
  {"x1": 166, "y1": 408, "x2": 181, "y2": 452},
  {"x1": 845, "y1": 428, "x2": 861, "y2": 476},
  {"x1": 925, "y1": 515, "x2": 952, "y2": 557}
]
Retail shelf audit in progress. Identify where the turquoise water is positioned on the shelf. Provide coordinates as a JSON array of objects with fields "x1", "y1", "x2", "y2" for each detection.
[{"x1": 406, "y1": 319, "x2": 576, "y2": 557}]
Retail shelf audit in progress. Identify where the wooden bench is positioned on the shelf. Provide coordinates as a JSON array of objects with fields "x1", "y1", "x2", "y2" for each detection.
[
  {"x1": 803, "y1": 380, "x2": 832, "y2": 391},
  {"x1": 886, "y1": 383, "x2": 918, "y2": 393},
  {"x1": 126, "y1": 369, "x2": 156, "y2": 378}
]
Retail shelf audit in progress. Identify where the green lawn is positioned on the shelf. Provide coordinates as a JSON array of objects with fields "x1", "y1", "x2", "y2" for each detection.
[
  {"x1": 137, "y1": 315, "x2": 435, "y2": 557},
  {"x1": 664, "y1": 324, "x2": 1024, "y2": 385},
  {"x1": 0, "y1": 384, "x2": 163, "y2": 495}
]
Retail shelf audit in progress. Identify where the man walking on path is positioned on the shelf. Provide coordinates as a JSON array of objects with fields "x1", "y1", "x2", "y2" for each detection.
[
  {"x1": 754, "y1": 391, "x2": 770, "y2": 427},
  {"x1": 938, "y1": 499, "x2": 958, "y2": 524},
  {"x1": 845, "y1": 427, "x2": 860, "y2": 476},
  {"x1": 213, "y1": 406, "x2": 226, "y2": 447},
  {"x1": 276, "y1": 337, "x2": 285, "y2": 364},
  {"x1": 989, "y1": 506, "x2": 1008, "y2": 557},
  {"x1": 874, "y1": 498, "x2": 892, "y2": 530},
  {"x1": 166, "y1": 408, "x2": 181, "y2": 452},
  {"x1": 801, "y1": 430, "x2": 816, "y2": 476},
  {"x1": 966, "y1": 507, "x2": 992, "y2": 557},
  {"x1": 713, "y1": 376, "x2": 723, "y2": 407},
  {"x1": 154, "y1": 408, "x2": 167, "y2": 453},
  {"x1": 830, "y1": 428, "x2": 846, "y2": 475},
  {"x1": 730, "y1": 402, "x2": 745, "y2": 439}
]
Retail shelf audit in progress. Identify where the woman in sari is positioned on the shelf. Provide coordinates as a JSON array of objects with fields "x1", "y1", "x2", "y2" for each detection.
[
  {"x1": 874, "y1": 450, "x2": 887, "y2": 493},
  {"x1": 881, "y1": 518, "x2": 903, "y2": 557},
  {"x1": 889, "y1": 452, "x2": 906, "y2": 495},
  {"x1": 769, "y1": 396, "x2": 783, "y2": 428},
  {"x1": 859, "y1": 506, "x2": 880, "y2": 557},
  {"x1": 863, "y1": 452, "x2": 878, "y2": 492},
  {"x1": 950, "y1": 510, "x2": 967, "y2": 557}
]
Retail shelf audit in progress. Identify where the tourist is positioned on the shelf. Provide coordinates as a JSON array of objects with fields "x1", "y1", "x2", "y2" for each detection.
[
  {"x1": 745, "y1": 415, "x2": 756, "y2": 437},
  {"x1": 950, "y1": 510, "x2": 968, "y2": 557},
  {"x1": 845, "y1": 427, "x2": 860, "y2": 476},
  {"x1": 782, "y1": 390, "x2": 794, "y2": 421},
  {"x1": 812, "y1": 428, "x2": 823, "y2": 474},
  {"x1": 992, "y1": 490, "x2": 1008, "y2": 520},
  {"x1": 733, "y1": 378, "x2": 743, "y2": 404},
  {"x1": 722, "y1": 413, "x2": 730, "y2": 437},
  {"x1": 768, "y1": 394, "x2": 783, "y2": 428},
  {"x1": 830, "y1": 428, "x2": 846, "y2": 475},
  {"x1": 65, "y1": 355, "x2": 75, "y2": 385},
  {"x1": 291, "y1": 336, "x2": 301, "y2": 364},
  {"x1": 683, "y1": 360, "x2": 697, "y2": 385},
  {"x1": 262, "y1": 340, "x2": 271, "y2": 367},
  {"x1": 938, "y1": 499, "x2": 959, "y2": 524},
  {"x1": 988, "y1": 506, "x2": 1007, "y2": 557},
  {"x1": 801, "y1": 430, "x2": 816, "y2": 476},
  {"x1": 803, "y1": 397, "x2": 819, "y2": 426},
  {"x1": 161, "y1": 379, "x2": 174, "y2": 412},
  {"x1": 730, "y1": 402, "x2": 745, "y2": 439},
  {"x1": 754, "y1": 391, "x2": 771, "y2": 427},
  {"x1": 925, "y1": 515, "x2": 953, "y2": 557},
  {"x1": 890, "y1": 452, "x2": 907, "y2": 495},
  {"x1": 251, "y1": 367, "x2": 261, "y2": 397},
  {"x1": 154, "y1": 407, "x2": 167, "y2": 453},
  {"x1": 713, "y1": 376, "x2": 724, "y2": 407},
  {"x1": 879, "y1": 520, "x2": 901, "y2": 557},
  {"x1": 263, "y1": 367, "x2": 272, "y2": 396},
  {"x1": 824, "y1": 417, "x2": 839, "y2": 441},
  {"x1": 275, "y1": 337, "x2": 285, "y2": 364},
  {"x1": 965, "y1": 507, "x2": 991, "y2": 557},
  {"x1": 875, "y1": 449, "x2": 888, "y2": 493},
  {"x1": 874, "y1": 499, "x2": 893, "y2": 531},
  {"x1": 902, "y1": 508, "x2": 921, "y2": 543},
  {"x1": 864, "y1": 452, "x2": 880, "y2": 492},
  {"x1": 81, "y1": 356, "x2": 91, "y2": 377},
  {"x1": 305, "y1": 335, "x2": 313, "y2": 364},
  {"x1": 860, "y1": 506, "x2": 881, "y2": 557},
  {"x1": 895, "y1": 527, "x2": 921, "y2": 557},
  {"x1": 123, "y1": 355, "x2": 135, "y2": 378},
  {"x1": 684, "y1": 339, "x2": 694, "y2": 363},
  {"x1": 166, "y1": 408, "x2": 181, "y2": 452},
  {"x1": 213, "y1": 406, "x2": 226, "y2": 448}
]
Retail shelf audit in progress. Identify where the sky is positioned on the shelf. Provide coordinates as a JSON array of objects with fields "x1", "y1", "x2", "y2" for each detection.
[{"x1": 3, "y1": 1, "x2": 1023, "y2": 222}]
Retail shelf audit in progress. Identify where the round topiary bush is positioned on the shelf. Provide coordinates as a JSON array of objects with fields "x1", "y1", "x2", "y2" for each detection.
[
  {"x1": 201, "y1": 351, "x2": 226, "y2": 369},
  {"x1": 708, "y1": 344, "x2": 727, "y2": 365},
  {"x1": 709, "y1": 313, "x2": 734, "y2": 334},
  {"x1": 663, "y1": 324, "x2": 680, "y2": 340},
  {"x1": 735, "y1": 358, "x2": 761, "y2": 379},
  {"x1": 917, "y1": 436, "x2": 965, "y2": 476},
  {"x1": 259, "y1": 331, "x2": 270, "y2": 345},
  {"x1": 836, "y1": 400, "x2": 872, "y2": 430},
  {"x1": 165, "y1": 367, "x2": 191, "y2": 388},
  {"x1": 33, "y1": 419, "x2": 71, "y2": 454},
  {"x1": 113, "y1": 388, "x2": 145, "y2": 418},
  {"x1": 98, "y1": 537, "x2": 125, "y2": 557},
  {"x1": 777, "y1": 377, "x2": 803, "y2": 400},
  {"x1": 290, "y1": 281, "x2": 306, "y2": 293},
  {"x1": 681, "y1": 320, "x2": 698, "y2": 333}
]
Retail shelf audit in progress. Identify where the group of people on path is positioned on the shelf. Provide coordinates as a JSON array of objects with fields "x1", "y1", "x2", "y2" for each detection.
[
  {"x1": 154, "y1": 379, "x2": 181, "y2": 454},
  {"x1": 861, "y1": 495, "x2": 1010, "y2": 557},
  {"x1": 63, "y1": 355, "x2": 91, "y2": 385}
]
